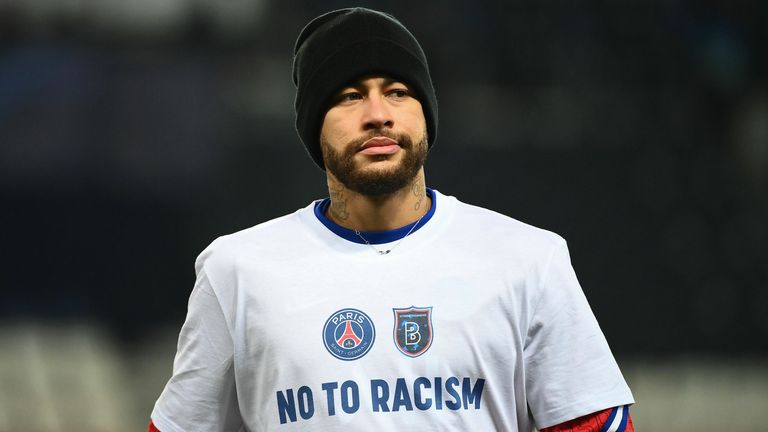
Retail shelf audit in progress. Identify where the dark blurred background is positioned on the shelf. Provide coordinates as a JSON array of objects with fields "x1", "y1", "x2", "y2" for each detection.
[{"x1": 1, "y1": 1, "x2": 767, "y2": 430}]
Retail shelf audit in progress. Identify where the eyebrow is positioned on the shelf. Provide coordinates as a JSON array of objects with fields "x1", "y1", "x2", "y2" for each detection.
[{"x1": 341, "y1": 77, "x2": 402, "y2": 90}]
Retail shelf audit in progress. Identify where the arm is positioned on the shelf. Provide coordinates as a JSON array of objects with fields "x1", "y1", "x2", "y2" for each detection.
[
  {"x1": 525, "y1": 240, "x2": 635, "y2": 428},
  {"x1": 150, "y1": 266, "x2": 242, "y2": 432},
  {"x1": 541, "y1": 405, "x2": 634, "y2": 432}
]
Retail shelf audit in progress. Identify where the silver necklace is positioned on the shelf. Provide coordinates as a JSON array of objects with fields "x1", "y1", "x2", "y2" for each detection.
[{"x1": 354, "y1": 213, "x2": 426, "y2": 255}]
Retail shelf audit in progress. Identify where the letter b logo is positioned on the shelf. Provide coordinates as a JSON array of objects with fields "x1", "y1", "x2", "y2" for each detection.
[
  {"x1": 393, "y1": 307, "x2": 433, "y2": 357},
  {"x1": 404, "y1": 322, "x2": 421, "y2": 346}
]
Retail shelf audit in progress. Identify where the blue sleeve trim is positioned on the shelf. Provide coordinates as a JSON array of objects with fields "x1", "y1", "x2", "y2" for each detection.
[
  {"x1": 599, "y1": 406, "x2": 619, "y2": 432},
  {"x1": 617, "y1": 405, "x2": 629, "y2": 431},
  {"x1": 313, "y1": 188, "x2": 437, "y2": 245}
]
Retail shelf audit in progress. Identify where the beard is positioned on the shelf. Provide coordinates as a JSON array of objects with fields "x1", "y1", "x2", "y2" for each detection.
[{"x1": 320, "y1": 129, "x2": 428, "y2": 197}]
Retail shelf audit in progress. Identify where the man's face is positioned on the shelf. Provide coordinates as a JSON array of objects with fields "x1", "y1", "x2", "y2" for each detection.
[{"x1": 319, "y1": 76, "x2": 428, "y2": 196}]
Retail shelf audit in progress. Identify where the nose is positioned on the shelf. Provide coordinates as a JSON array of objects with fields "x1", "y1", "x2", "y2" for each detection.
[{"x1": 361, "y1": 93, "x2": 394, "y2": 131}]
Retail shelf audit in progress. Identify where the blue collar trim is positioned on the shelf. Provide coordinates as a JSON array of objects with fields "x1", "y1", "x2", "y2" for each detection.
[{"x1": 314, "y1": 188, "x2": 437, "y2": 245}]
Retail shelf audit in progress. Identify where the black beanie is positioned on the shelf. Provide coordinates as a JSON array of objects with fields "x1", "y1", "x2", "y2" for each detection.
[{"x1": 292, "y1": 8, "x2": 438, "y2": 170}]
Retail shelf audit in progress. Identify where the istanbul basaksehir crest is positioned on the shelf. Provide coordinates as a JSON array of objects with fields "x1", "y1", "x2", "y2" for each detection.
[{"x1": 393, "y1": 306, "x2": 433, "y2": 357}]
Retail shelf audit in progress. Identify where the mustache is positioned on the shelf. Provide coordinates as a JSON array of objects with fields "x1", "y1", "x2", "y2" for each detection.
[{"x1": 348, "y1": 130, "x2": 413, "y2": 151}]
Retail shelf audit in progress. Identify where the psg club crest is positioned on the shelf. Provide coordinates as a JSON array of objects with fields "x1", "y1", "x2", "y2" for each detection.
[
  {"x1": 323, "y1": 308, "x2": 376, "y2": 361},
  {"x1": 393, "y1": 306, "x2": 433, "y2": 357}
]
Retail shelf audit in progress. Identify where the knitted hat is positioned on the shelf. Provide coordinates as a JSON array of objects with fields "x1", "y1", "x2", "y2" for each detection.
[{"x1": 292, "y1": 8, "x2": 438, "y2": 170}]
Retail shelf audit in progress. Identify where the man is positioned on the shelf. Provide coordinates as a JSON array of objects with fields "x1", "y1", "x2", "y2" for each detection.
[{"x1": 149, "y1": 8, "x2": 635, "y2": 431}]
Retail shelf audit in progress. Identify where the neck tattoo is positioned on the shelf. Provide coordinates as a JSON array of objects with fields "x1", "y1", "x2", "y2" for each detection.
[{"x1": 354, "y1": 212, "x2": 426, "y2": 255}]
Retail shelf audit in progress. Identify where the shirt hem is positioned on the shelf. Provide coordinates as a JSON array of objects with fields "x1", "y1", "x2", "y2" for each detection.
[
  {"x1": 150, "y1": 408, "x2": 186, "y2": 432},
  {"x1": 534, "y1": 392, "x2": 635, "y2": 430}
]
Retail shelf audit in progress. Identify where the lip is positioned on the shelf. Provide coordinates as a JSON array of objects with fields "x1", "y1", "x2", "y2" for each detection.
[{"x1": 358, "y1": 137, "x2": 400, "y2": 156}]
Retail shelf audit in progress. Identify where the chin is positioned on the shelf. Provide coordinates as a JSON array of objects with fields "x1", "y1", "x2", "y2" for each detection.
[{"x1": 356, "y1": 157, "x2": 407, "y2": 174}]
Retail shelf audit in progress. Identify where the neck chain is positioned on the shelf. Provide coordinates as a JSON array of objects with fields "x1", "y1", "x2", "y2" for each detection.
[{"x1": 354, "y1": 213, "x2": 426, "y2": 255}]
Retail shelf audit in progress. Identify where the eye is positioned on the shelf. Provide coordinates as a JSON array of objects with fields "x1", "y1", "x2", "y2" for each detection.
[
  {"x1": 335, "y1": 91, "x2": 362, "y2": 104},
  {"x1": 343, "y1": 92, "x2": 362, "y2": 101},
  {"x1": 387, "y1": 88, "x2": 410, "y2": 99}
]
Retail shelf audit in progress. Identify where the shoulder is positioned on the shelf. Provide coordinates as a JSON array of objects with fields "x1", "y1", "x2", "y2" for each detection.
[
  {"x1": 194, "y1": 202, "x2": 316, "y2": 274},
  {"x1": 439, "y1": 191, "x2": 566, "y2": 254}
]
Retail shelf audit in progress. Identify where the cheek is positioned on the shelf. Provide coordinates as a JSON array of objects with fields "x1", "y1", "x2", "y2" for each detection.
[
  {"x1": 397, "y1": 99, "x2": 425, "y2": 128},
  {"x1": 399, "y1": 109, "x2": 427, "y2": 136},
  {"x1": 320, "y1": 113, "x2": 354, "y2": 143}
]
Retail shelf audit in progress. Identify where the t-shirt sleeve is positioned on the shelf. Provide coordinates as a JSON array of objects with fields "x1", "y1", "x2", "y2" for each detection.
[
  {"x1": 524, "y1": 239, "x2": 634, "y2": 429},
  {"x1": 150, "y1": 267, "x2": 243, "y2": 432}
]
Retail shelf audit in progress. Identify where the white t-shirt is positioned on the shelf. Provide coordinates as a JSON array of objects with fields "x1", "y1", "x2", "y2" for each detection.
[{"x1": 151, "y1": 189, "x2": 634, "y2": 431}]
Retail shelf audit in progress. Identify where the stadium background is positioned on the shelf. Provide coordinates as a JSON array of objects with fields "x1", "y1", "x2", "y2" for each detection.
[{"x1": 1, "y1": 0, "x2": 766, "y2": 430}]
